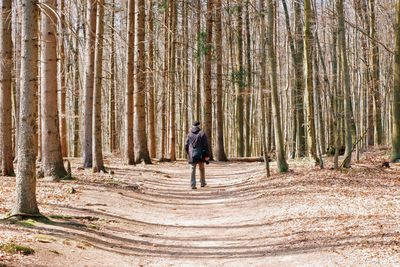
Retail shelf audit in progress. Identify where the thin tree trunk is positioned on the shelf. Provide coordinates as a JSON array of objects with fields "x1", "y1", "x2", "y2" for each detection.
[
  {"x1": 266, "y1": 0, "x2": 288, "y2": 172},
  {"x1": 109, "y1": 0, "x2": 116, "y2": 152},
  {"x1": 126, "y1": 0, "x2": 135, "y2": 164},
  {"x1": 134, "y1": 0, "x2": 151, "y2": 164},
  {"x1": 92, "y1": 0, "x2": 105, "y2": 173},
  {"x1": 236, "y1": 1, "x2": 244, "y2": 157},
  {"x1": 204, "y1": 0, "x2": 213, "y2": 160},
  {"x1": 215, "y1": 0, "x2": 228, "y2": 161},
  {"x1": 83, "y1": 0, "x2": 97, "y2": 168},
  {"x1": 304, "y1": 0, "x2": 319, "y2": 164},
  {"x1": 337, "y1": 0, "x2": 354, "y2": 168},
  {"x1": 147, "y1": 0, "x2": 156, "y2": 158},
  {"x1": 391, "y1": 0, "x2": 400, "y2": 162},
  {"x1": 59, "y1": 0, "x2": 67, "y2": 157},
  {"x1": 369, "y1": 0, "x2": 382, "y2": 145},
  {"x1": 0, "y1": 0, "x2": 14, "y2": 176},
  {"x1": 168, "y1": 0, "x2": 177, "y2": 161}
]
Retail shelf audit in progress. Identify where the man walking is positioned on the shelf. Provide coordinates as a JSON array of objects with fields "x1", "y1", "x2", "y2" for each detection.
[{"x1": 185, "y1": 121, "x2": 210, "y2": 189}]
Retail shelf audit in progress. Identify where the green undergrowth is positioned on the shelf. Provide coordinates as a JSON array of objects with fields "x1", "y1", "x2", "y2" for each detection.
[{"x1": 0, "y1": 243, "x2": 35, "y2": 255}]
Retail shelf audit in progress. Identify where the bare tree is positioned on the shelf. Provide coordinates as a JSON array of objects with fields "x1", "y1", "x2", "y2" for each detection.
[
  {"x1": 40, "y1": 0, "x2": 68, "y2": 180},
  {"x1": 13, "y1": 0, "x2": 40, "y2": 216},
  {"x1": 0, "y1": 0, "x2": 14, "y2": 176}
]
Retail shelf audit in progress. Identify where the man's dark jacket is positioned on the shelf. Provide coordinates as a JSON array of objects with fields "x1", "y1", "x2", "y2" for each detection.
[{"x1": 185, "y1": 126, "x2": 210, "y2": 163}]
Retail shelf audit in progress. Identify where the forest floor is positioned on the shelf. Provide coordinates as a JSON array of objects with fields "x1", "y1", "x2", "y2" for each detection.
[{"x1": 1, "y1": 148, "x2": 400, "y2": 266}]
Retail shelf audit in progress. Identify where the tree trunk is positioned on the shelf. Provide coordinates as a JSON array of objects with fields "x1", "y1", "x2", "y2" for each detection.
[
  {"x1": 83, "y1": 0, "x2": 97, "y2": 168},
  {"x1": 337, "y1": 0, "x2": 354, "y2": 168},
  {"x1": 304, "y1": 0, "x2": 319, "y2": 165},
  {"x1": 0, "y1": 0, "x2": 15, "y2": 176},
  {"x1": 266, "y1": 0, "x2": 288, "y2": 172},
  {"x1": 109, "y1": 0, "x2": 116, "y2": 152},
  {"x1": 392, "y1": 0, "x2": 400, "y2": 162},
  {"x1": 168, "y1": 0, "x2": 177, "y2": 161},
  {"x1": 40, "y1": 0, "x2": 68, "y2": 180},
  {"x1": 13, "y1": 0, "x2": 40, "y2": 216},
  {"x1": 369, "y1": 0, "x2": 383, "y2": 146},
  {"x1": 59, "y1": 0, "x2": 67, "y2": 157},
  {"x1": 204, "y1": 0, "x2": 213, "y2": 160},
  {"x1": 215, "y1": 0, "x2": 227, "y2": 161},
  {"x1": 147, "y1": 0, "x2": 156, "y2": 158},
  {"x1": 259, "y1": 0, "x2": 270, "y2": 176},
  {"x1": 92, "y1": 0, "x2": 105, "y2": 173},
  {"x1": 235, "y1": 1, "x2": 244, "y2": 157},
  {"x1": 134, "y1": 0, "x2": 151, "y2": 164},
  {"x1": 126, "y1": 0, "x2": 135, "y2": 165}
]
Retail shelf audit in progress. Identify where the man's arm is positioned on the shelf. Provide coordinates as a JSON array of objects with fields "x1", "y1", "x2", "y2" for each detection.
[
  {"x1": 184, "y1": 135, "x2": 190, "y2": 154},
  {"x1": 202, "y1": 132, "x2": 210, "y2": 158}
]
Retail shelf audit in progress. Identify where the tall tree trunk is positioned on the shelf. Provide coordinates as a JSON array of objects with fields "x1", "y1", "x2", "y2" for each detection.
[
  {"x1": 337, "y1": 0, "x2": 354, "y2": 168},
  {"x1": 266, "y1": 0, "x2": 288, "y2": 172},
  {"x1": 204, "y1": 0, "x2": 213, "y2": 160},
  {"x1": 73, "y1": 3, "x2": 81, "y2": 158},
  {"x1": 13, "y1": 0, "x2": 40, "y2": 216},
  {"x1": 40, "y1": 0, "x2": 68, "y2": 180},
  {"x1": 0, "y1": 0, "x2": 14, "y2": 176},
  {"x1": 134, "y1": 0, "x2": 151, "y2": 164},
  {"x1": 168, "y1": 0, "x2": 177, "y2": 161},
  {"x1": 109, "y1": 0, "x2": 116, "y2": 152},
  {"x1": 304, "y1": 0, "x2": 319, "y2": 164},
  {"x1": 160, "y1": 1, "x2": 168, "y2": 161},
  {"x1": 392, "y1": 0, "x2": 400, "y2": 162},
  {"x1": 92, "y1": 0, "x2": 105, "y2": 173},
  {"x1": 147, "y1": 0, "x2": 156, "y2": 158},
  {"x1": 259, "y1": 0, "x2": 270, "y2": 176},
  {"x1": 126, "y1": 0, "x2": 135, "y2": 164},
  {"x1": 244, "y1": 0, "x2": 251, "y2": 157},
  {"x1": 215, "y1": 0, "x2": 227, "y2": 161},
  {"x1": 369, "y1": 0, "x2": 382, "y2": 145},
  {"x1": 195, "y1": 0, "x2": 201, "y2": 121},
  {"x1": 235, "y1": 1, "x2": 244, "y2": 157},
  {"x1": 83, "y1": 0, "x2": 97, "y2": 168},
  {"x1": 59, "y1": 0, "x2": 67, "y2": 157}
]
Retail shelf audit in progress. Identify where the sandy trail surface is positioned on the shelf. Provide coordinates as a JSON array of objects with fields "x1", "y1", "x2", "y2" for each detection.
[{"x1": 1, "y1": 155, "x2": 400, "y2": 266}]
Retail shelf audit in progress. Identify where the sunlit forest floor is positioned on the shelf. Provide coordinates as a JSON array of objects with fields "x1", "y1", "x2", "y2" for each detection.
[{"x1": 1, "y1": 148, "x2": 400, "y2": 266}]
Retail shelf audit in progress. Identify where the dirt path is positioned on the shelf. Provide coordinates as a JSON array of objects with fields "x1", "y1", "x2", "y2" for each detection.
[{"x1": 1, "y1": 155, "x2": 400, "y2": 266}]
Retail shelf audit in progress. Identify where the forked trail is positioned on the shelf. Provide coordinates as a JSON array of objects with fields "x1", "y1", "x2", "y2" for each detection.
[{"x1": 1, "y1": 158, "x2": 400, "y2": 266}]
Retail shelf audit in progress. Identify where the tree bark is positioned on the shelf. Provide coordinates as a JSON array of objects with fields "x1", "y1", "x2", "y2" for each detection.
[
  {"x1": 235, "y1": 1, "x2": 244, "y2": 157},
  {"x1": 83, "y1": 0, "x2": 97, "y2": 168},
  {"x1": 304, "y1": 0, "x2": 319, "y2": 164},
  {"x1": 126, "y1": 0, "x2": 135, "y2": 164},
  {"x1": 0, "y1": 0, "x2": 15, "y2": 176},
  {"x1": 92, "y1": 0, "x2": 106, "y2": 173},
  {"x1": 266, "y1": 0, "x2": 288, "y2": 172},
  {"x1": 168, "y1": 0, "x2": 177, "y2": 161},
  {"x1": 392, "y1": 0, "x2": 400, "y2": 162},
  {"x1": 215, "y1": 0, "x2": 228, "y2": 161},
  {"x1": 134, "y1": 0, "x2": 151, "y2": 164},
  {"x1": 337, "y1": 0, "x2": 354, "y2": 168},
  {"x1": 13, "y1": 0, "x2": 40, "y2": 216},
  {"x1": 204, "y1": 0, "x2": 213, "y2": 160},
  {"x1": 40, "y1": 0, "x2": 68, "y2": 180},
  {"x1": 147, "y1": 0, "x2": 156, "y2": 158}
]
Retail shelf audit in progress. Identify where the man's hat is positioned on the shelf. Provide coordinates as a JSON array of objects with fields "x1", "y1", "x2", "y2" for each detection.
[{"x1": 193, "y1": 121, "x2": 200, "y2": 126}]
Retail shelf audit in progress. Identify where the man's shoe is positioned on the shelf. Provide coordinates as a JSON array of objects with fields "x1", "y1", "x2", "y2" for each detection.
[
  {"x1": 201, "y1": 182, "x2": 207, "y2": 187},
  {"x1": 191, "y1": 186, "x2": 197, "y2": 189}
]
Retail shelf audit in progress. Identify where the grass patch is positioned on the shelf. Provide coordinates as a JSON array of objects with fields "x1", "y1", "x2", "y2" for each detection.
[
  {"x1": 0, "y1": 243, "x2": 35, "y2": 255},
  {"x1": 49, "y1": 215, "x2": 73, "y2": 220},
  {"x1": 16, "y1": 219, "x2": 38, "y2": 228}
]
